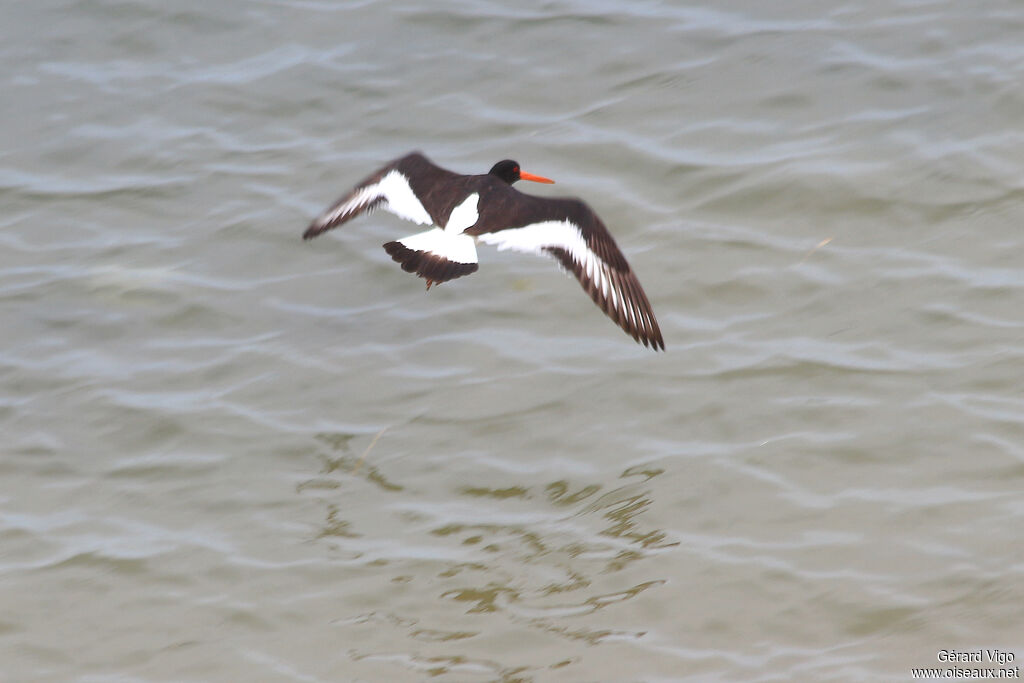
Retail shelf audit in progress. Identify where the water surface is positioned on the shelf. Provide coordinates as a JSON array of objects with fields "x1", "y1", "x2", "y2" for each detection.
[{"x1": 2, "y1": 0, "x2": 1023, "y2": 680}]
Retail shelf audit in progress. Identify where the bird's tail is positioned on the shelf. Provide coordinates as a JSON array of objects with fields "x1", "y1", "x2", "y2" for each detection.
[{"x1": 383, "y1": 228, "x2": 479, "y2": 287}]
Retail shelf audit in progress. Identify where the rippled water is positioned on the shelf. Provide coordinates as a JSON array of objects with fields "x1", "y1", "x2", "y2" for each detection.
[{"x1": 3, "y1": 0, "x2": 1024, "y2": 680}]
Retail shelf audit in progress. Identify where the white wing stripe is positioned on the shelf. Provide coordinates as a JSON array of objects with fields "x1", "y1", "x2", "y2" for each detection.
[
  {"x1": 593, "y1": 262, "x2": 603, "y2": 295},
  {"x1": 309, "y1": 169, "x2": 433, "y2": 235},
  {"x1": 479, "y1": 219, "x2": 639, "y2": 318},
  {"x1": 321, "y1": 186, "x2": 378, "y2": 226},
  {"x1": 376, "y1": 171, "x2": 433, "y2": 225},
  {"x1": 477, "y1": 220, "x2": 583, "y2": 256},
  {"x1": 624, "y1": 292, "x2": 639, "y2": 330},
  {"x1": 607, "y1": 274, "x2": 618, "y2": 311}
]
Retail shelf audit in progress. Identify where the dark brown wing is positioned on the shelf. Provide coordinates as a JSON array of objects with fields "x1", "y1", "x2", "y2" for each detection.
[
  {"x1": 469, "y1": 189, "x2": 664, "y2": 351},
  {"x1": 303, "y1": 152, "x2": 460, "y2": 240}
]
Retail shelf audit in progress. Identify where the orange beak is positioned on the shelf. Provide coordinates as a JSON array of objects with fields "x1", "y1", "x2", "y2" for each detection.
[{"x1": 519, "y1": 170, "x2": 555, "y2": 184}]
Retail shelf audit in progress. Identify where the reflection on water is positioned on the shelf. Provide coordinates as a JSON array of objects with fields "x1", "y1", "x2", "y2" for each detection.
[{"x1": 309, "y1": 445, "x2": 674, "y2": 679}]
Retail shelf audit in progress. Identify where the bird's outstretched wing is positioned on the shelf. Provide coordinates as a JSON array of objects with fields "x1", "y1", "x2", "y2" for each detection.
[
  {"x1": 303, "y1": 152, "x2": 458, "y2": 240},
  {"x1": 471, "y1": 193, "x2": 664, "y2": 350}
]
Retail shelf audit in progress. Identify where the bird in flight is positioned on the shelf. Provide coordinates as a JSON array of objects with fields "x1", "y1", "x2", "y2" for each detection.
[{"x1": 303, "y1": 152, "x2": 663, "y2": 350}]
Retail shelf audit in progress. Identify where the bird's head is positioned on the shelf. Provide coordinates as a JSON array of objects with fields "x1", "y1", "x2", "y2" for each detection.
[{"x1": 488, "y1": 160, "x2": 555, "y2": 186}]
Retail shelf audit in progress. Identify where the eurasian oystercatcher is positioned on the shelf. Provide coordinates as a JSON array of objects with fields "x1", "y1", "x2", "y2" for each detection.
[{"x1": 303, "y1": 152, "x2": 664, "y2": 350}]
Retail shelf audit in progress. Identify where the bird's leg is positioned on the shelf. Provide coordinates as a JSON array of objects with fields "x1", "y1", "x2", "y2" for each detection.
[{"x1": 425, "y1": 279, "x2": 434, "y2": 291}]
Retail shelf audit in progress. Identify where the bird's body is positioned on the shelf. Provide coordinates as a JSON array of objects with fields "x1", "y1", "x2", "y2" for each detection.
[{"x1": 303, "y1": 152, "x2": 664, "y2": 350}]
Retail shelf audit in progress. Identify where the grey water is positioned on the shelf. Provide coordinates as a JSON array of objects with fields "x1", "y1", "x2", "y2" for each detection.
[{"x1": 2, "y1": 0, "x2": 1023, "y2": 680}]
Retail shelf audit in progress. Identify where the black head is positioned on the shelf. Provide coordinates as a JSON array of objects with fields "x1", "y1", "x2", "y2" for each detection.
[
  {"x1": 488, "y1": 159, "x2": 555, "y2": 186},
  {"x1": 488, "y1": 160, "x2": 522, "y2": 184}
]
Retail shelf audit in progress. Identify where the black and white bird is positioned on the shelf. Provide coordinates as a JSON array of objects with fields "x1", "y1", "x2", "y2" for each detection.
[{"x1": 303, "y1": 152, "x2": 664, "y2": 350}]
